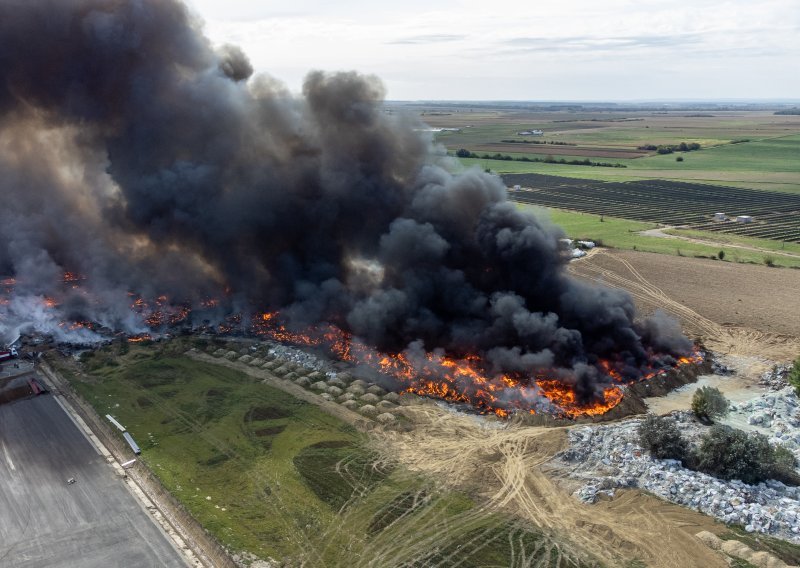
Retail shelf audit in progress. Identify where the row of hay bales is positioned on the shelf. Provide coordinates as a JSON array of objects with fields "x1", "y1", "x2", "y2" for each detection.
[{"x1": 207, "y1": 344, "x2": 404, "y2": 424}]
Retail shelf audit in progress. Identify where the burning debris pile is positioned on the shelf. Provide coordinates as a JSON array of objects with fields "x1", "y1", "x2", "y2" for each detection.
[{"x1": 0, "y1": 0, "x2": 695, "y2": 417}]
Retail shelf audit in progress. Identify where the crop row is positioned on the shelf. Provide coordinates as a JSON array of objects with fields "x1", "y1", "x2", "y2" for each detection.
[{"x1": 504, "y1": 173, "x2": 800, "y2": 243}]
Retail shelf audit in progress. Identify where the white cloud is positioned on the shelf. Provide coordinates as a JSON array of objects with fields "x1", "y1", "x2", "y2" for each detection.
[{"x1": 186, "y1": 0, "x2": 800, "y2": 100}]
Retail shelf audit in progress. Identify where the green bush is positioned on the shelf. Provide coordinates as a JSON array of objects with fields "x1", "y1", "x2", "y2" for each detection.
[
  {"x1": 789, "y1": 357, "x2": 800, "y2": 396},
  {"x1": 771, "y1": 445, "x2": 800, "y2": 485},
  {"x1": 691, "y1": 386, "x2": 729, "y2": 423},
  {"x1": 695, "y1": 425, "x2": 798, "y2": 485},
  {"x1": 638, "y1": 414, "x2": 688, "y2": 461},
  {"x1": 696, "y1": 425, "x2": 769, "y2": 484}
]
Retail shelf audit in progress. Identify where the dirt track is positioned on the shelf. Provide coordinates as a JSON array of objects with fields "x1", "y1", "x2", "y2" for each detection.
[{"x1": 374, "y1": 405, "x2": 727, "y2": 568}]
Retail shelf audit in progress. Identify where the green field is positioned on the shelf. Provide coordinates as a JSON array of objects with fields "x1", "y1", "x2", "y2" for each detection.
[
  {"x1": 428, "y1": 106, "x2": 800, "y2": 265},
  {"x1": 523, "y1": 205, "x2": 800, "y2": 268},
  {"x1": 666, "y1": 227, "x2": 800, "y2": 256},
  {"x1": 433, "y1": 109, "x2": 800, "y2": 193},
  {"x1": 630, "y1": 134, "x2": 800, "y2": 175},
  {"x1": 54, "y1": 344, "x2": 596, "y2": 567},
  {"x1": 456, "y1": 136, "x2": 800, "y2": 193}
]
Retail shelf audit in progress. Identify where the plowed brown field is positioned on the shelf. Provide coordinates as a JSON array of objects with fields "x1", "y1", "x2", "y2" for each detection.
[{"x1": 568, "y1": 249, "x2": 800, "y2": 361}]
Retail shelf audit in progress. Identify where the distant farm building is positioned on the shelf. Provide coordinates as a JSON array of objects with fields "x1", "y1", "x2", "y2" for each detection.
[
  {"x1": 714, "y1": 212, "x2": 726, "y2": 221},
  {"x1": 736, "y1": 215, "x2": 754, "y2": 224},
  {"x1": 517, "y1": 129, "x2": 544, "y2": 136}
]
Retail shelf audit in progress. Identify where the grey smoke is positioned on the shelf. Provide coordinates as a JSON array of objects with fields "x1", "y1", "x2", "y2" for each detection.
[{"x1": 0, "y1": 0, "x2": 693, "y2": 402}]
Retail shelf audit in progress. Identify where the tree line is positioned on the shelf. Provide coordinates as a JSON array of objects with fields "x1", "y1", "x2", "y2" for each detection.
[
  {"x1": 454, "y1": 149, "x2": 626, "y2": 168},
  {"x1": 637, "y1": 142, "x2": 701, "y2": 154}
]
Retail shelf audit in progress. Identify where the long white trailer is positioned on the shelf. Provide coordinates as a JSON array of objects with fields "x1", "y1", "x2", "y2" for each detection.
[
  {"x1": 105, "y1": 414, "x2": 126, "y2": 432},
  {"x1": 122, "y1": 432, "x2": 141, "y2": 455}
]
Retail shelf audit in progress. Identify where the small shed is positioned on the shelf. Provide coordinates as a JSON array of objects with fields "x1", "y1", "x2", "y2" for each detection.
[
  {"x1": 736, "y1": 215, "x2": 753, "y2": 224},
  {"x1": 714, "y1": 213, "x2": 726, "y2": 221}
]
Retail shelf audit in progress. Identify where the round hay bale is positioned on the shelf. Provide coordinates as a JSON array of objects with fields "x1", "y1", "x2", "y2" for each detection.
[
  {"x1": 293, "y1": 367, "x2": 310, "y2": 376},
  {"x1": 359, "y1": 393, "x2": 380, "y2": 404},
  {"x1": 213, "y1": 348, "x2": 226, "y2": 357},
  {"x1": 376, "y1": 412, "x2": 396, "y2": 424},
  {"x1": 307, "y1": 371, "x2": 323, "y2": 382},
  {"x1": 694, "y1": 532, "x2": 721, "y2": 550},
  {"x1": 341, "y1": 400, "x2": 359, "y2": 410},
  {"x1": 238, "y1": 355, "x2": 253, "y2": 364},
  {"x1": 261, "y1": 353, "x2": 276, "y2": 362},
  {"x1": 238, "y1": 348, "x2": 250, "y2": 355},
  {"x1": 272, "y1": 365, "x2": 289, "y2": 375},
  {"x1": 397, "y1": 393, "x2": 422, "y2": 406},
  {"x1": 224, "y1": 351, "x2": 238, "y2": 360},
  {"x1": 320, "y1": 392, "x2": 333, "y2": 401},
  {"x1": 382, "y1": 392, "x2": 400, "y2": 403},
  {"x1": 377, "y1": 400, "x2": 396, "y2": 410},
  {"x1": 359, "y1": 404, "x2": 378, "y2": 416},
  {"x1": 366, "y1": 385, "x2": 386, "y2": 396},
  {"x1": 720, "y1": 540, "x2": 752, "y2": 558},
  {"x1": 284, "y1": 372, "x2": 298, "y2": 381},
  {"x1": 265, "y1": 360, "x2": 281, "y2": 370},
  {"x1": 346, "y1": 385, "x2": 366, "y2": 396},
  {"x1": 337, "y1": 393, "x2": 355, "y2": 402},
  {"x1": 311, "y1": 381, "x2": 328, "y2": 391},
  {"x1": 350, "y1": 379, "x2": 367, "y2": 389},
  {"x1": 249, "y1": 358, "x2": 264, "y2": 366},
  {"x1": 294, "y1": 377, "x2": 311, "y2": 388},
  {"x1": 327, "y1": 377, "x2": 346, "y2": 389},
  {"x1": 337, "y1": 372, "x2": 354, "y2": 384},
  {"x1": 327, "y1": 386, "x2": 343, "y2": 397}
]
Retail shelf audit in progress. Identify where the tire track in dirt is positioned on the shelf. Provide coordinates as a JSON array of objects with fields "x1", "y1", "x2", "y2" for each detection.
[
  {"x1": 568, "y1": 250, "x2": 719, "y2": 337},
  {"x1": 373, "y1": 405, "x2": 727, "y2": 568},
  {"x1": 567, "y1": 249, "x2": 800, "y2": 360}
]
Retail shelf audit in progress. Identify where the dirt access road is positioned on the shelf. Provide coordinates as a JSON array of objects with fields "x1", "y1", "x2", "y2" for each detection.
[{"x1": 640, "y1": 227, "x2": 800, "y2": 261}]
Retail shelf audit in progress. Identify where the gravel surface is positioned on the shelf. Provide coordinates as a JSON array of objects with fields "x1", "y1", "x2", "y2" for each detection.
[{"x1": 554, "y1": 391, "x2": 800, "y2": 543}]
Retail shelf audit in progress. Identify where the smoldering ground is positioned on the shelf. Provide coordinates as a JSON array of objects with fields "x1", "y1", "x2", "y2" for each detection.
[{"x1": 0, "y1": 0, "x2": 691, "y2": 400}]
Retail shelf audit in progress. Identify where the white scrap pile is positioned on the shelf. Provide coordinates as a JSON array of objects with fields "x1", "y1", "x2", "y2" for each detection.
[
  {"x1": 730, "y1": 387, "x2": 800, "y2": 457},
  {"x1": 559, "y1": 238, "x2": 594, "y2": 259},
  {"x1": 556, "y1": 405, "x2": 800, "y2": 542}
]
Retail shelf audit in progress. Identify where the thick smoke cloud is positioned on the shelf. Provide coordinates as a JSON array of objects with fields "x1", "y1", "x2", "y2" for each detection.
[{"x1": 0, "y1": 0, "x2": 692, "y2": 400}]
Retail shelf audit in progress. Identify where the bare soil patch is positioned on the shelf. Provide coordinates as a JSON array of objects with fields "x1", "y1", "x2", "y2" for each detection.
[
  {"x1": 375, "y1": 405, "x2": 728, "y2": 568},
  {"x1": 569, "y1": 249, "x2": 800, "y2": 361}
]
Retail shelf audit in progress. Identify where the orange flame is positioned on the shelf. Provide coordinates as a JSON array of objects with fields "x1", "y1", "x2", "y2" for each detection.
[{"x1": 249, "y1": 311, "x2": 702, "y2": 419}]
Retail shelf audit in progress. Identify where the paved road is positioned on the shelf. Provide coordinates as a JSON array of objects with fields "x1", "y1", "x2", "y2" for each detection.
[
  {"x1": 0, "y1": 394, "x2": 187, "y2": 567},
  {"x1": 0, "y1": 360, "x2": 34, "y2": 379}
]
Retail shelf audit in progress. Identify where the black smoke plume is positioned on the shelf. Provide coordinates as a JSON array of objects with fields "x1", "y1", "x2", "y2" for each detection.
[{"x1": 0, "y1": 0, "x2": 692, "y2": 400}]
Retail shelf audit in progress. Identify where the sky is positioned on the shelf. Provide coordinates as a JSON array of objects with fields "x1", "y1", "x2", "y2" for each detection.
[{"x1": 185, "y1": 0, "x2": 800, "y2": 101}]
